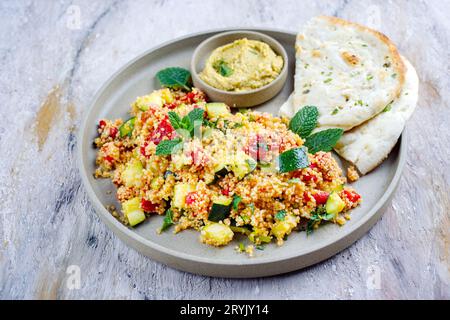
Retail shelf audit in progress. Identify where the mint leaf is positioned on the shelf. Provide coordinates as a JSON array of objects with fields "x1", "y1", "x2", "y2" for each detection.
[
  {"x1": 160, "y1": 209, "x2": 173, "y2": 232},
  {"x1": 278, "y1": 147, "x2": 309, "y2": 173},
  {"x1": 155, "y1": 138, "x2": 182, "y2": 156},
  {"x1": 187, "y1": 108, "x2": 204, "y2": 125},
  {"x1": 168, "y1": 111, "x2": 182, "y2": 130},
  {"x1": 304, "y1": 128, "x2": 343, "y2": 154},
  {"x1": 232, "y1": 194, "x2": 242, "y2": 211},
  {"x1": 275, "y1": 210, "x2": 286, "y2": 221},
  {"x1": 156, "y1": 67, "x2": 192, "y2": 91},
  {"x1": 289, "y1": 106, "x2": 319, "y2": 138},
  {"x1": 181, "y1": 115, "x2": 191, "y2": 130},
  {"x1": 213, "y1": 60, "x2": 233, "y2": 77}
]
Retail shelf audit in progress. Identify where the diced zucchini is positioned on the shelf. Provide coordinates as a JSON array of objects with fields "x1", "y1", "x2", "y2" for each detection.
[
  {"x1": 200, "y1": 223, "x2": 234, "y2": 246},
  {"x1": 205, "y1": 102, "x2": 230, "y2": 119},
  {"x1": 213, "y1": 195, "x2": 232, "y2": 206},
  {"x1": 172, "y1": 183, "x2": 195, "y2": 209},
  {"x1": 119, "y1": 117, "x2": 136, "y2": 138},
  {"x1": 230, "y1": 226, "x2": 251, "y2": 235},
  {"x1": 171, "y1": 153, "x2": 191, "y2": 170},
  {"x1": 208, "y1": 195, "x2": 232, "y2": 222},
  {"x1": 135, "y1": 92, "x2": 164, "y2": 111},
  {"x1": 122, "y1": 197, "x2": 145, "y2": 227},
  {"x1": 231, "y1": 151, "x2": 257, "y2": 180},
  {"x1": 121, "y1": 159, "x2": 143, "y2": 187},
  {"x1": 325, "y1": 192, "x2": 345, "y2": 216},
  {"x1": 150, "y1": 177, "x2": 161, "y2": 190},
  {"x1": 271, "y1": 215, "x2": 297, "y2": 240},
  {"x1": 249, "y1": 228, "x2": 272, "y2": 244},
  {"x1": 160, "y1": 88, "x2": 174, "y2": 104}
]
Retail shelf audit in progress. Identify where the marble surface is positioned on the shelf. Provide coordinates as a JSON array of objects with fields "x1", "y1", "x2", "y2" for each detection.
[{"x1": 0, "y1": 0, "x2": 449, "y2": 299}]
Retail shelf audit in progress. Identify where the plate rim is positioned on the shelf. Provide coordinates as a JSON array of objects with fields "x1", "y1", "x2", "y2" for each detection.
[{"x1": 77, "y1": 28, "x2": 407, "y2": 271}]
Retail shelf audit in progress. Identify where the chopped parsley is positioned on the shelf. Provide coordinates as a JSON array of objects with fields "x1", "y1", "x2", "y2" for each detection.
[{"x1": 213, "y1": 59, "x2": 233, "y2": 77}]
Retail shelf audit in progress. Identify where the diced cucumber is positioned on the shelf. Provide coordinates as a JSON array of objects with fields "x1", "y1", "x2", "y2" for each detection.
[
  {"x1": 200, "y1": 223, "x2": 234, "y2": 246},
  {"x1": 127, "y1": 210, "x2": 146, "y2": 227},
  {"x1": 122, "y1": 197, "x2": 145, "y2": 227},
  {"x1": 249, "y1": 228, "x2": 272, "y2": 244},
  {"x1": 271, "y1": 215, "x2": 297, "y2": 240},
  {"x1": 208, "y1": 195, "x2": 232, "y2": 222},
  {"x1": 121, "y1": 159, "x2": 143, "y2": 187},
  {"x1": 172, "y1": 183, "x2": 195, "y2": 209},
  {"x1": 325, "y1": 192, "x2": 345, "y2": 216},
  {"x1": 213, "y1": 195, "x2": 232, "y2": 206},
  {"x1": 150, "y1": 177, "x2": 161, "y2": 190},
  {"x1": 159, "y1": 88, "x2": 174, "y2": 104},
  {"x1": 230, "y1": 226, "x2": 251, "y2": 235},
  {"x1": 142, "y1": 92, "x2": 164, "y2": 111},
  {"x1": 119, "y1": 117, "x2": 136, "y2": 138},
  {"x1": 205, "y1": 102, "x2": 230, "y2": 119},
  {"x1": 231, "y1": 151, "x2": 257, "y2": 180}
]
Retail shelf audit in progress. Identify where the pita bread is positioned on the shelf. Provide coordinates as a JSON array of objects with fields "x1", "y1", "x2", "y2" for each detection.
[
  {"x1": 333, "y1": 57, "x2": 419, "y2": 174},
  {"x1": 293, "y1": 16, "x2": 405, "y2": 131},
  {"x1": 279, "y1": 57, "x2": 419, "y2": 175}
]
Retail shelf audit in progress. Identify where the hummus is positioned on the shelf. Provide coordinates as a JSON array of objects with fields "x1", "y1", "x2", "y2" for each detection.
[{"x1": 199, "y1": 38, "x2": 283, "y2": 92}]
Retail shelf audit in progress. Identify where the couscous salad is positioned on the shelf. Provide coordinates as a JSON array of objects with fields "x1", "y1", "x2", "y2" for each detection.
[{"x1": 94, "y1": 78, "x2": 361, "y2": 251}]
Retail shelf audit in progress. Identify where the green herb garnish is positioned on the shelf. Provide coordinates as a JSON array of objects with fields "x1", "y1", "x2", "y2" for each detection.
[
  {"x1": 275, "y1": 210, "x2": 286, "y2": 221},
  {"x1": 213, "y1": 60, "x2": 233, "y2": 77},
  {"x1": 304, "y1": 129, "x2": 344, "y2": 154},
  {"x1": 306, "y1": 206, "x2": 334, "y2": 235},
  {"x1": 288, "y1": 105, "x2": 319, "y2": 138},
  {"x1": 156, "y1": 67, "x2": 192, "y2": 91},
  {"x1": 382, "y1": 102, "x2": 393, "y2": 112},
  {"x1": 160, "y1": 209, "x2": 174, "y2": 232},
  {"x1": 168, "y1": 108, "x2": 204, "y2": 138},
  {"x1": 155, "y1": 138, "x2": 183, "y2": 156},
  {"x1": 232, "y1": 194, "x2": 242, "y2": 211},
  {"x1": 278, "y1": 147, "x2": 310, "y2": 173}
]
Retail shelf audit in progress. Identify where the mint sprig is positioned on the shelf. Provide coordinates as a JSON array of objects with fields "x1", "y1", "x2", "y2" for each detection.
[
  {"x1": 304, "y1": 129, "x2": 344, "y2": 154},
  {"x1": 155, "y1": 138, "x2": 182, "y2": 156},
  {"x1": 168, "y1": 108, "x2": 204, "y2": 138},
  {"x1": 156, "y1": 67, "x2": 192, "y2": 91},
  {"x1": 289, "y1": 106, "x2": 318, "y2": 138},
  {"x1": 160, "y1": 209, "x2": 174, "y2": 232},
  {"x1": 289, "y1": 105, "x2": 344, "y2": 154}
]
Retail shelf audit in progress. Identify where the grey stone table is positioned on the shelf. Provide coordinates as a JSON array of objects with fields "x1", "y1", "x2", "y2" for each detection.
[{"x1": 0, "y1": 0, "x2": 449, "y2": 299}]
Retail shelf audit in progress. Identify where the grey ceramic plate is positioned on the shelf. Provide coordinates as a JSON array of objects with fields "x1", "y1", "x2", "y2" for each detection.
[{"x1": 78, "y1": 28, "x2": 406, "y2": 278}]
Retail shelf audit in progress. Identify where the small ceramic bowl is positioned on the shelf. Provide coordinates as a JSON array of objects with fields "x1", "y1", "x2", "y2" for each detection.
[{"x1": 191, "y1": 30, "x2": 288, "y2": 107}]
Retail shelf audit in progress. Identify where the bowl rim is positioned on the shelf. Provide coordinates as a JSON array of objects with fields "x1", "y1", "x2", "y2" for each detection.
[{"x1": 190, "y1": 30, "x2": 289, "y2": 96}]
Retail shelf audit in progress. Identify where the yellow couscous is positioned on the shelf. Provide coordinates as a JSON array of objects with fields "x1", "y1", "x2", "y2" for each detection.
[{"x1": 94, "y1": 87, "x2": 361, "y2": 249}]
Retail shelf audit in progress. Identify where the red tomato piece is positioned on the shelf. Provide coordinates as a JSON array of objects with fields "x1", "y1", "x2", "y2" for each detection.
[
  {"x1": 150, "y1": 118, "x2": 174, "y2": 145},
  {"x1": 185, "y1": 192, "x2": 197, "y2": 205},
  {"x1": 104, "y1": 155, "x2": 114, "y2": 163},
  {"x1": 344, "y1": 190, "x2": 361, "y2": 203},
  {"x1": 313, "y1": 191, "x2": 329, "y2": 205},
  {"x1": 109, "y1": 127, "x2": 118, "y2": 139},
  {"x1": 141, "y1": 199, "x2": 157, "y2": 212}
]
